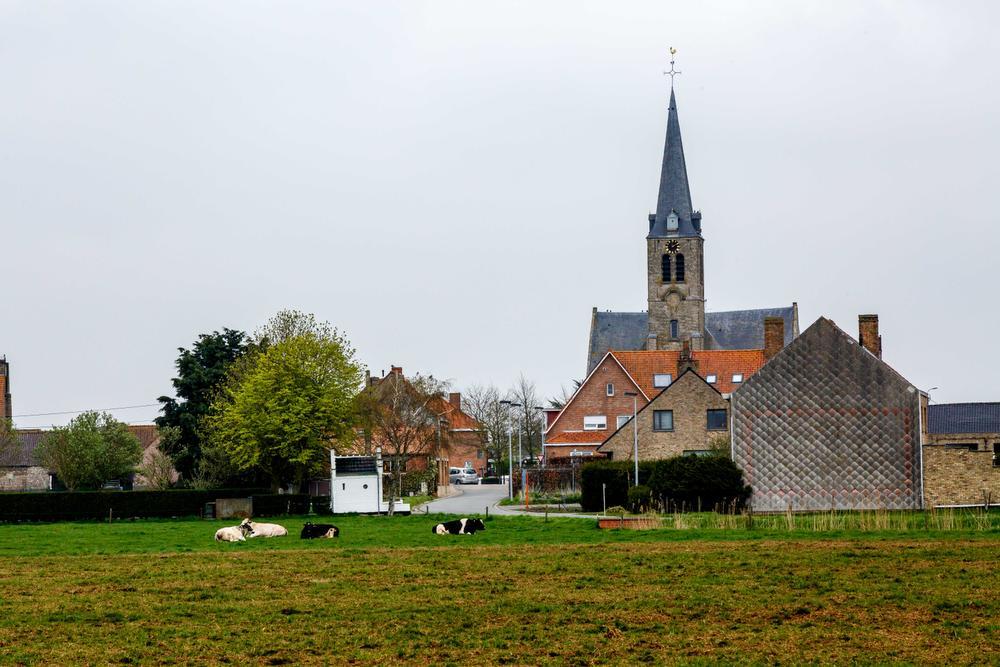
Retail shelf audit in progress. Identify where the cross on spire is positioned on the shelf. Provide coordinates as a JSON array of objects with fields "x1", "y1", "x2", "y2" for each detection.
[{"x1": 664, "y1": 47, "x2": 681, "y2": 87}]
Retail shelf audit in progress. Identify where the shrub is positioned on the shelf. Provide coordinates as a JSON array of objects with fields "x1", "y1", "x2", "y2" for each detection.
[
  {"x1": 627, "y1": 485, "x2": 652, "y2": 513},
  {"x1": 647, "y1": 455, "x2": 751, "y2": 511},
  {"x1": 481, "y1": 477, "x2": 501, "y2": 485},
  {"x1": 579, "y1": 461, "x2": 656, "y2": 512}
]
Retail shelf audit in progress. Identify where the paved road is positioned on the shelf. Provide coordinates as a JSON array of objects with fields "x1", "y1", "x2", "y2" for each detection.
[
  {"x1": 420, "y1": 483, "x2": 599, "y2": 518},
  {"x1": 421, "y1": 484, "x2": 509, "y2": 515}
]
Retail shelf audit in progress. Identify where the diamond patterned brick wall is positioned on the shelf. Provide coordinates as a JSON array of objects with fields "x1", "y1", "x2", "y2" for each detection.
[{"x1": 732, "y1": 318, "x2": 922, "y2": 511}]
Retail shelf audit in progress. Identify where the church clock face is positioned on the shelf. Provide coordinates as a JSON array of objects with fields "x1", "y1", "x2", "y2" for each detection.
[{"x1": 665, "y1": 240, "x2": 680, "y2": 254}]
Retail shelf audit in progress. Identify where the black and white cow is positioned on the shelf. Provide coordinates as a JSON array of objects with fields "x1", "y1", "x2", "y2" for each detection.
[
  {"x1": 432, "y1": 518, "x2": 486, "y2": 535},
  {"x1": 300, "y1": 522, "x2": 339, "y2": 539}
]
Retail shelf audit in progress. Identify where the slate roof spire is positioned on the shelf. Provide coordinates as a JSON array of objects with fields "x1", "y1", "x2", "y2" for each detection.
[{"x1": 648, "y1": 86, "x2": 699, "y2": 238}]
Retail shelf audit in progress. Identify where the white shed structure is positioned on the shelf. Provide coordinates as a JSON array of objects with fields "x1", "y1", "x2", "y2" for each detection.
[{"x1": 330, "y1": 449, "x2": 410, "y2": 515}]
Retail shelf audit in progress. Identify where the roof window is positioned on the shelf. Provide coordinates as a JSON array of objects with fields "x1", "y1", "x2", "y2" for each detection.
[
  {"x1": 653, "y1": 374, "x2": 672, "y2": 388},
  {"x1": 732, "y1": 374, "x2": 744, "y2": 384},
  {"x1": 706, "y1": 374, "x2": 717, "y2": 384}
]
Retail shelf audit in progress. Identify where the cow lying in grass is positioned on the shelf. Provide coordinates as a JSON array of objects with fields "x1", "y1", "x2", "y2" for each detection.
[
  {"x1": 240, "y1": 518, "x2": 288, "y2": 538},
  {"x1": 433, "y1": 518, "x2": 486, "y2": 535},
  {"x1": 300, "y1": 522, "x2": 339, "y2": 539},
  {"x1": 215, "y1": 523, "x2": 253, "y2": 542}
]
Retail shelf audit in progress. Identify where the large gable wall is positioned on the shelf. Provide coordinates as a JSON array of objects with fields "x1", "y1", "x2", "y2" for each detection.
[{"x1": 732, "y1": 318, "x2": 922, "y2": 511}]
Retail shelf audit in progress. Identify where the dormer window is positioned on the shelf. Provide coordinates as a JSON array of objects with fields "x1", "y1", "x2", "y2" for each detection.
[{"x1": 666, "y1": 210, "x2": 679, "y2": 232}]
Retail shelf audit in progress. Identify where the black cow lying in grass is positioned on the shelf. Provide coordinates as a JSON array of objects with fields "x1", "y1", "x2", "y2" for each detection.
[
  {"x1": 433, "y1": 518, "x2": 486, "y2": 535},
  {"x1": 300, "y1": 522, "x2": 339, "y2": 539}
]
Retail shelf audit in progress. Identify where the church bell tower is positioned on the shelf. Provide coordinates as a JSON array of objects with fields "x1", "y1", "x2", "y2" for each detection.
[{"x1": 645, "y1": 73, "x2": 705, "y2": 352}]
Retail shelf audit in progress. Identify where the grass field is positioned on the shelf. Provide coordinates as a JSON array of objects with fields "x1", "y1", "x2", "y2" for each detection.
[{"x1": 0, "y1": 514, "x2": 997, "y2": 664}]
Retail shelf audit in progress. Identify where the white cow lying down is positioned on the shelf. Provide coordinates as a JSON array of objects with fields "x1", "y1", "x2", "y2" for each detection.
[
  {"x1": 215, "y1": 523, "x2": 252, "y2": 542},
  {"x1": 240, "y1": 518, "x2": 288, "y2": 538}
]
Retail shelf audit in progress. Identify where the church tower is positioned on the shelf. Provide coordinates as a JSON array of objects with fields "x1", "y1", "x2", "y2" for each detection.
[{"x1": 646, "y1": 85, "x2": 705, "y2": 351}]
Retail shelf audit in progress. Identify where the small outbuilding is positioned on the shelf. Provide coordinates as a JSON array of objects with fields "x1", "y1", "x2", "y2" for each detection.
[{"x1": 330, "y1": 450, "x2": 410, "y2": 515}]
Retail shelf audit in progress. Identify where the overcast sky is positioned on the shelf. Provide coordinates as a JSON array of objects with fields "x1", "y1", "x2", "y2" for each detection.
[{"x1": 3, "y1": 1, "x2": 998, "y2": 428}]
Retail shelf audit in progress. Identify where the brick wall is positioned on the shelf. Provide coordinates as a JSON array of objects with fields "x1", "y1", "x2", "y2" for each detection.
[
  {"x1": 922, "y1": 437, "x2": 1000, "y2": 507},
  {"x1": 600, "y1": 371, "x2": 728, "y2": 460},
  {"x1": 447, "y1": 430, "x2": 486, "y2": 474},
  {"x1": 547, "y1": 358, "x2": 645, "y2": 441}
]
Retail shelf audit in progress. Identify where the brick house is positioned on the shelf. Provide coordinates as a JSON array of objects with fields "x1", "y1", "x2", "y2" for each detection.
[
  {"x1": 354, "y1": 367, "x2": 485, "y2": 486},
  {"x1": 920, "y1": 402, "x2": 1000, "y2": 507},
  {"x1": 598, "y1": 369, "x2": 730, "y2": 460},
  {"x1": 545, "y1": 343, "x2": 770, "y2": 462},
  {"x1": 731, "y1": 315, "x2": 924, "y2": 511}
]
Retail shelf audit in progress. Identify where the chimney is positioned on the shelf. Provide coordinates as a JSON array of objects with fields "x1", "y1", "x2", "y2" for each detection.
[
  {"x1": 646, "y1": 333, "x2": 658, "y2": 351},
  {"x1": 858, "y1": 314, "x2": 881, "y2": 359},
  {"x1": 448, "y1": 392, "x2": 462, "y2": 411},
  {"x1": 390, "y1": 366, "x2": 403, "y2": 376},
  {"x1": 677, "y1": 339, "x2": 699, "y2": 375},
  {"x1": 764, "y1": 317, "x2": 785, "y2": 361}
]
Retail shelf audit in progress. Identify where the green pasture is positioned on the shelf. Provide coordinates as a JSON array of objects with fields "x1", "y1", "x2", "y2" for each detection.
[{"x1": 0, "y1": 514, "x2": 997, "y2": 664}]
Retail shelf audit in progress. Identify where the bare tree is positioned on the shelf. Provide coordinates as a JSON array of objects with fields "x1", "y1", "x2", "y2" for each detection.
[
  {"x1": 510, "y1": 374, "x2": 544, "y2": 463},
  {"x1": 462, "y1": 384, "x2": 513, "y2": 474},
  {"x1": 355, "y1": 371, "x2": 447, "y2": 509},
  {"x1": 548, "y1": 379, "x2": 582, "y2": 409}
]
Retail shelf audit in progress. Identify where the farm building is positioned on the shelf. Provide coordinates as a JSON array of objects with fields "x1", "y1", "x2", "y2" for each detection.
[
  {"x1": 731, "y1": 316, "x2": 923, "y2": 512},
  {"x1": 921, "y1": 402, "x2": 1000, "y2": 507}
]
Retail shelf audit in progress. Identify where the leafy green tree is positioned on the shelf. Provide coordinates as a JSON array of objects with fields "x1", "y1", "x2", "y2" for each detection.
[
  {"x1": 207, "y1": 315, "x2": 363, "y2": 492},
  {"x1": 35, "y1": 411, "x2": 142, "y2": 491},
  {"x1": 0, "y1": 418, "x2": 20, "y2": 465},
  {"x1": 156, "y1": 328, "x2": 249, "y2": 480}
]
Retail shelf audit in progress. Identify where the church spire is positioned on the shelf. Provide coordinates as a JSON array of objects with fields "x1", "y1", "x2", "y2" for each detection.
[{"x1": 648, "y1": 60, "x2": 698, "y2": 238}]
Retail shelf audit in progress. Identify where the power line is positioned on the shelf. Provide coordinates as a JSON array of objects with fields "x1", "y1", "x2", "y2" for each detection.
[{"x1": 12, "y1": 403, "x2": 161, "y2": 419}]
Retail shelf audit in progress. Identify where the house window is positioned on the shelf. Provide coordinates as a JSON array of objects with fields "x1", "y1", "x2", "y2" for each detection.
[
  {"x1": 606, "y1": 383, "x2": 614, "y2": 397},
  {"x1": 732, "y1": 374, "x2": 744, "y2": 384},
  {"x1": 707, "y1": 409, "x2": 727, "y2": 430},
  {"x1": 616, "y1": 415, "x2": 630, "y2": 430},
  {"x1": 583, "y1": 415, "x2": 607, "y2": 431},
  {"x1": 675, "y1": 253, "x2": 685, "y2": 282},
  {"x1": 653, "y1": 373, "x2": 672, "y2": 388},
  {"x1": 477, "y1": 449, "x2": 484, "y2": 459},
  {"x1": 944, "y1": 443, "x2": 978, "y2": 451},
  {"x1": 706, "y1": 374, "x2": 717, "y2": 384},
  {"x1": 661, "y1": 255, "x2": 671, "y2": 282},
  {"x1": 670, "y1": 320, "x2": 679, "y2": 339},
  {"x1": 994, "y1": 442, "x2": 999, "y2": 467},
  {"x1": 652, "y1": 410, "x2": 673, "y2": 431},
  {"x1": 683, "y1": 450, "x2": 712, "y2": 457}
]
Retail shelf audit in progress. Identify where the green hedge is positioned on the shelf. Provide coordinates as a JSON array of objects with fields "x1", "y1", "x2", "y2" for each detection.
[
  {"x1": 580, "y1": 456, "x2": 751, "y2": 512},
  {"x1": 0, "y1": 489, "x2": 333, "y2": 522},
  {"x1": 580, "y1": 461, "x2": 656, "y2": 511}
]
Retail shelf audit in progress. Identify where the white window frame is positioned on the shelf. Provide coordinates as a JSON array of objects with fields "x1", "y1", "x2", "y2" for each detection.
[
  {"x1": 706, "y1": 374, "x2": 717, "y2": 384},
  {"x1": 732, "y1": 373, "x2": 744, "y2": 384},
  {"x1": 606, "y1": 383, "x2": 614, "y2": 397},
  {"x1": 616, "y1": 415, "x2": 630, "y2": 430},
  {"x1": 583, "y1": 415, "x2": 607, "y2": 431},
  {"x1": 653, "y1": 373, "x2": 672, "y2": 388}
]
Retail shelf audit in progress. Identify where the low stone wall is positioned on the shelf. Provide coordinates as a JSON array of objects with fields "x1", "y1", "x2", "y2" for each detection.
[
  {"x1": 922, "y1": 445, "x2": 999, "y2": 507},
  {"x1": 0, "y1": 466, "x2": 49, "y2": 492}
]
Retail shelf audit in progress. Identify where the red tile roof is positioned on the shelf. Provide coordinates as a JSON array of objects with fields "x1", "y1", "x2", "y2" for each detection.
[
  {"x1": 428, "y1": 397, "x2": 480, "y2": 431},
  {"x1": 612, "y1": 349, "x2": 766, "y2": 396},
  {"x1": 546, "y1": 431, "x2": 605, "y2": 445}
]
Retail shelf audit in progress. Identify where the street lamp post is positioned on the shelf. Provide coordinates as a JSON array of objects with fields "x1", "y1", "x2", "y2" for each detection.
[
  {"x1": 500, "y1": 400, "x2": 520, "y2": 500},
  {"x1": 624, "y1": 391, "x2": 639, "y2": 486}
]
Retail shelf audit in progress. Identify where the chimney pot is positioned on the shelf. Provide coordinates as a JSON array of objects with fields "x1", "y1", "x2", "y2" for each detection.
[{"x1": 764, "y1": 317, "x2": 785, "y2": 361}]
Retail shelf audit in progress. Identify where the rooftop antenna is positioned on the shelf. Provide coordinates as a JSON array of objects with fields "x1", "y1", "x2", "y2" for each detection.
[{"x1": 664, "y1": 46, "x2": 681, "y2": 88}]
